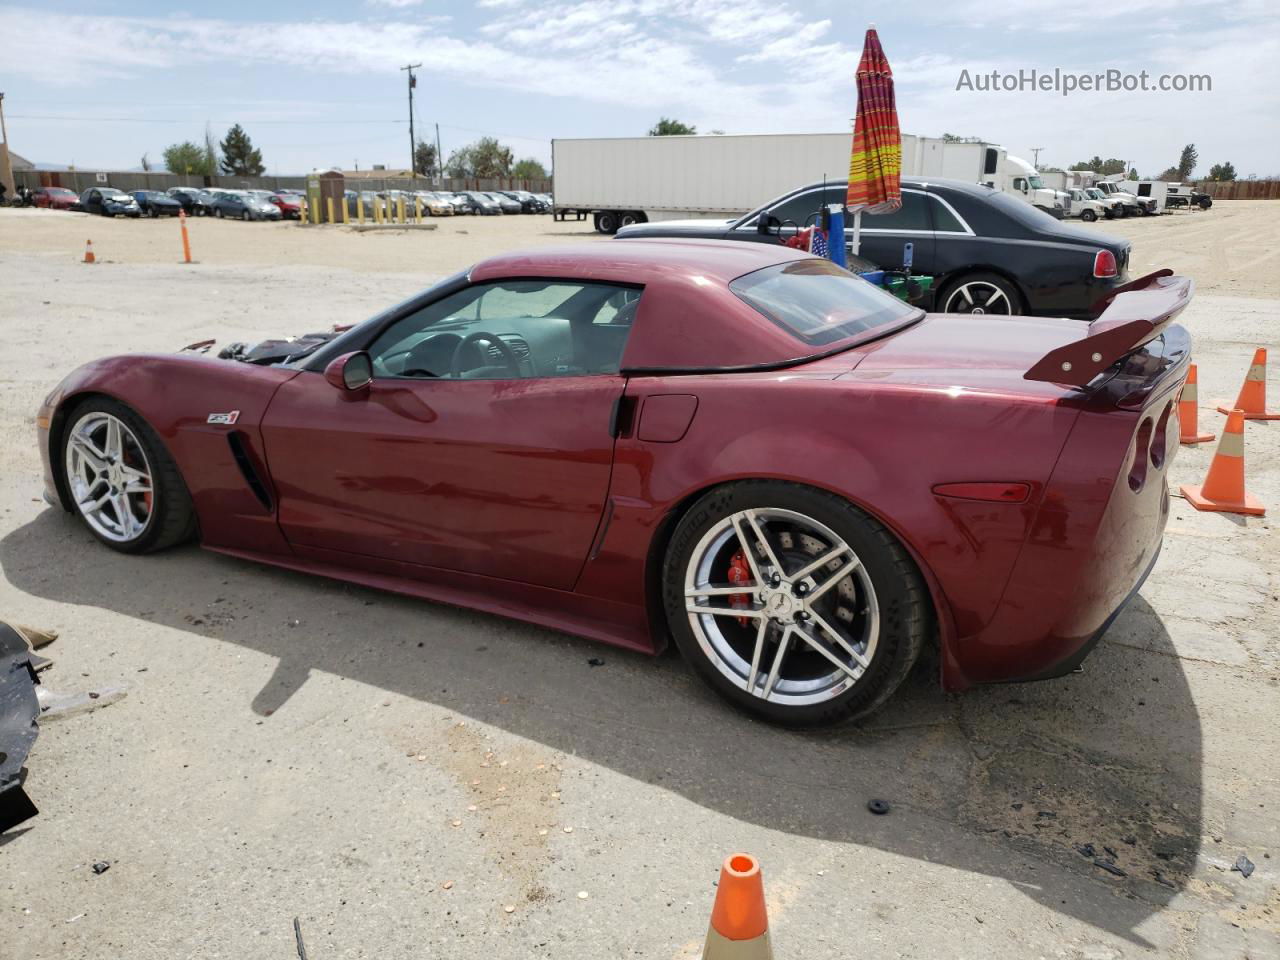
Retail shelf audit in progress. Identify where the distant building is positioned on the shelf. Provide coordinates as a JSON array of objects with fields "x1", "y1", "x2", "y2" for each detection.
[
  {"x1": 343, "y1": 167, "x2": 414, "y2": 180},
  {"x1": 5, "y1": 148, "x2": 34, "y2": 170}
]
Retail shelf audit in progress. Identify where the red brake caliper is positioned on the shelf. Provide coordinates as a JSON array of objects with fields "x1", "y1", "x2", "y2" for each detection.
[{"x1": 727, "y1": 550, "x2": 754, "y2": 626}]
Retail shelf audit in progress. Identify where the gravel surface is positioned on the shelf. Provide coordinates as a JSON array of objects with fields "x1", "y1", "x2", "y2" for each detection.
[{"x1": 0, "y1": 203, "x2": 1276, "y2": 959}]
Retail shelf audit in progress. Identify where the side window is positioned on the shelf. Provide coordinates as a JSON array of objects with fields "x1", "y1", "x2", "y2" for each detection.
[
  {"x1": 366, "y1": 281, "x2": 640, "y2": 381},
  {"x1": 856, "y1": 191, "x2": 932, "y2": 231},
  {"x1": 760, "y1": 185, "x2": 845, "y2": 229},
  {"x1": 929, "y1": 195, "x2": 967, "y2": 233}
]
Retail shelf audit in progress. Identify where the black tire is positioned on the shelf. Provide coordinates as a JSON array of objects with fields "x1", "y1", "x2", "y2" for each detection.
[
  {"x1": 241, "y1": 210, "x2": 251, "y2": 221},
  {"x1": 596, "y1": 210, "x2": 619, "y2": 234},
  {"x1": 147, "y1": 206, "x2": 158, "y2": 218},
  {"x1": 215, "y1": 207, "x2": 224, "y2": 218},
  {"x1": 1198, "y1": 197, "x2": 1212, "y2": 210},
  {"x1": 619, "y1": 211, "x2": 644, "y2": 228},
  {"x1": 1115, "y1": 206, "x2": 1127, "y2": 218},
  {"x1": 662, "y1": 481, "x2": 931, "y2": 726},
  {"x1": 59, "y1": 397, "x2": 196, "y2": 555},
  {"x1": 1080, "y1": 209, "x2": 1097, "y2": 222},
  {"x1": 937, "y1": 271, "x2": 1022, "y2": 316}
]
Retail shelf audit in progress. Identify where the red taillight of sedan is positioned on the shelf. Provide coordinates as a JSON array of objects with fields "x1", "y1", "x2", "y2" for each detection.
[{"x1": 1093, "y1": 250, "x2": 1118, "y2": 278}]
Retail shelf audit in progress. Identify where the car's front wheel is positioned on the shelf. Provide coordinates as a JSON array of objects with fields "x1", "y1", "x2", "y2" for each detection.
[
  {"x1": 1081, "y1": 209, "x2": 1097, "y2": 222},
  {"x1": 241, "y1": 210, "x2": 251, "y2": 221},
  {"x1": 662, "y1": 481, "x2": 930, "y2": 726},
  {"x1": 61, "y1": 398, "x2": 195, "y2": 554},
  {"x1": 938, "y1": 272, "x2": 1021, "y2": 315},
  {"x1": 215, "y1": 207, "x2": 224, "y2": 218}
]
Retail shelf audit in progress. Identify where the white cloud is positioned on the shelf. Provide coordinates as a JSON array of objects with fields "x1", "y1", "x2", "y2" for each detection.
[{"x1": 364, "y1": 0, "x2": 426, "y2": 7}]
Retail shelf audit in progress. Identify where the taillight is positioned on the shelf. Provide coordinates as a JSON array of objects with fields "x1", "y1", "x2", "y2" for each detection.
[{"x1": 1094, "y1": 250, "x2": 1118, "y2": 278}]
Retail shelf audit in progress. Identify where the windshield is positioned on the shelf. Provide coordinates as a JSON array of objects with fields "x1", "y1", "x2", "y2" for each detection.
[
  {"x1": 1086, "y1": 189, "x2": 1105, "y2": 200},
  {"x1": 1028, "y1": 176, "x2": 1044, "y2": 189},
  {"x1": 729, "y1": 259, "x2": 920, "y2": 346}
]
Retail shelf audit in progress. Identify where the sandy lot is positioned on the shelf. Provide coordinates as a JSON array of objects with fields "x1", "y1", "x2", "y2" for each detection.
[{"x1": 0, "y1": 203, "x2": 1277, "y2": 959}]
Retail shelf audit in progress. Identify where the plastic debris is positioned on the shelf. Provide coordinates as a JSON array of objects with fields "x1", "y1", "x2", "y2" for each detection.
[
  {"x1": 1075, "y1": 843, "x2": 1096, "y2": 858},
  {"x1": 1092, "y1": 859, "x2": 1127, "y2": 878},
  {"x1": 587, "y1": 658, "x2": 605, "y2": 667},
  {"x1": 91, "y1": 861, "x2": 110, "y2": 875}
]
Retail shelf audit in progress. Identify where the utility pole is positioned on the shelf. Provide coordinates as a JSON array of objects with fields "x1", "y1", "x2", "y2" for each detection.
[
  {"x1": 0, "y1": 93, "x2": 15, "y2": 199},
  {"x1": 435, "y1": 123, "x2": 443, "y2": 182},
  {"x1": 1030, "y1": 146, "x2": 1044, "y2": 170},
  {"x1": 400, "y1": 63, "x2": 422, "y2": 176}
]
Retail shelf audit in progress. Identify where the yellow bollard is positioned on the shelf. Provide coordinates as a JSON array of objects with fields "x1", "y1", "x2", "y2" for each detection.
[
  {"x1": 397, "y1": 196, "x2": 405, "y2": 223},
  {"x1": 325, "y1": 196, "x2": 335, "y2": 225},
  {"x1": 341, "y1": 196, "x2": 350, "y2": 224},
  {"x1": 311, "y1": 198, "x2": 320, "y2": 225},
  {"x1": 358, "y1": 196, "x2": 365, "y2": 225},
  {"x1": 415, "y1": 197, "x2": 422, "y2": 221},
  {"x1": 376, "y1": 199, "x2": 384, "y2": 224}
]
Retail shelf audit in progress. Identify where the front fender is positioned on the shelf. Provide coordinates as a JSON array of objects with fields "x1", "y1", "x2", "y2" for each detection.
[{"x1": 41, "y1": 354, "x2": 300, "y2": 555}]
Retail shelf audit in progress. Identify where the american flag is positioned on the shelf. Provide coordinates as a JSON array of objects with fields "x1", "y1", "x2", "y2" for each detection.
[{"x1": 809, "y1": 226, "x2": 829, "y2": 259}]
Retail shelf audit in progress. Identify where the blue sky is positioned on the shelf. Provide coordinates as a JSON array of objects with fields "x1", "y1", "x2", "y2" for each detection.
[{"x1": 2, "y1": 0, "x2": 1277, "y2": 178}]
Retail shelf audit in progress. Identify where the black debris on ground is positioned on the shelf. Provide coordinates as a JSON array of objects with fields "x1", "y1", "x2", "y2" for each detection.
[
  {"x1": 1093, "y1": 859, "x2": 1127, "y2": 878},
  {"x1": 1232, "y1": 854, "x2": 1255, "y2": 879},
  {"x1": 91, "y1": 861, "x2": 110, "y2": 875},
  {"x1": 587, "y1": 658, "x2": 605, "y2": 667}
]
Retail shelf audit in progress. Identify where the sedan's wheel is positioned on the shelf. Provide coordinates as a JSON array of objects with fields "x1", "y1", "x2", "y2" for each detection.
[
  {"x1": 940, "y1": 273, "x2": 1020, "y2": 315},
  {"x1": 663, "y1": 481, "x2": 930, "y2": 726},
  {"x1": 241, "y1": 210, "x2": 251, "y2": 221},
  {"x1": 61, "y1": 399, "x2": 195, "y2": 554},
  {"x1": 215, "y1": 207, "x2": 224, "y2": 218}
]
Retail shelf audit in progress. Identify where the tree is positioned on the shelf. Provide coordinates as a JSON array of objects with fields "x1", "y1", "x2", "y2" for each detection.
[
  {"x1": 162, "y1": 141, "x2": 213, "y2": 176},
  {"x1": 512, "y1": 157, "x2": 547, "y2": 180},
  {"x1": 648, "y1": 117, "x2": 696, "y2": 136},
  {"x1": 1177, "y1": 143, "x2": 1198, "y2": 180},
  {"x1": 1068, "y1": 156, "x2": 1125, "y2": 175},
  {"x1": 219, "y1": 124, "x2": 265, "y2": 177},
  {"x1": 1207, "y1": 162, "x2": 1237, "y2": 182},
  {"x1": 1157, "y1": 166, "x2": 1181, "y2": 180},
  {"x1": 413, "y1": 140, "x2": 438, "y2": 177},
  {"x1": 203, "y1": 126, "x2": 220, "y2": 177},
  {"x1": 444, "y1": 137, "x2": 513, "y2": 178},
  {"x1": 1127, "y1": 168, "x2": 1139, "y2": 180},
  {"x1": 140, "y1": 153, "x2": 152, "y2": 172}
]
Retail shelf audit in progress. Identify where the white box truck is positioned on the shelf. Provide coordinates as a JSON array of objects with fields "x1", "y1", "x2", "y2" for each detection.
[{"x1": 552, "y1": 133, "x2": 1005, "y2": 233}]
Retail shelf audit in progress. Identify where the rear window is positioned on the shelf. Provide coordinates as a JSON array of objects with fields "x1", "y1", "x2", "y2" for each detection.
[{"x1": 729, "y1": 259, "x2": 920, "y2": 346}]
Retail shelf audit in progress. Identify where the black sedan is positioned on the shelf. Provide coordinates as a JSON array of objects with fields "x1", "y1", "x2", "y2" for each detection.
[
  {"x1": 132, "y1": 190, "x2": 184, "y2": 218},
  {"x1": 616, "y1": 177, "x2": 1132, "y2": 319},
  {"x1": 499, "y1": 190, "x2": 541, "y2": 213},
  {"x1": 459, "y1": 191, "x2": 502, "y2": 215},
  {"x1": 78, "y1": 188, "x2": 141, "y2": 218},
  {"x1": 167, "y1": 188, "x2": 216, "y2": 216}
]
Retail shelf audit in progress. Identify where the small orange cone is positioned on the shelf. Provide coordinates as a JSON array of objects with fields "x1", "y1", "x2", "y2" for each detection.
[
  {"x1": 1178, "y1": 364, "x2": 1215, "y2": 444},
  {"x1": 703, "y1": 854, "x2": 773, "y2": 960},
  {"x1": 83, "y1": 239, "x2": 95, "y2": 264},
  {"x1": 1217, "y1": 348, "x2": 1280, "y2": 420},
  {"x1": 1180, "y1": 409, "x2": 1265, "y2": 516}
]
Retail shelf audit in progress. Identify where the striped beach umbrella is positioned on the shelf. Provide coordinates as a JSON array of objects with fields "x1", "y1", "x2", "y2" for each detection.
[{"x1": 846, "y1": 27, "x2": 901, "y2": 254}]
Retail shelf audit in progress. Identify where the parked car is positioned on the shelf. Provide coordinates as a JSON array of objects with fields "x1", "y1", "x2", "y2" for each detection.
[
  {"x1": 167, "y1": 188, "x2": 216, "y2": 217},
  {"x1": 486, "y1": 192, "x2": 523, "y2": 215},
  {"x1": 499, "y1": 190, "x2": 541, "y2": 214},
  {"x1": 415, "y1": 192, "x2": 454, "y2": 216},
  {"x1": 440, "y1": 192, "x2": 474, "y2": 215},
  {"x1": 208, "y1": 190, "x2": 282, "y2": 221},
  {"x1": 32, "y1": 187, "x2": 80, "y2": 210},
  {"x1": 459, "y1": 191, "x2": 502, "y2": 215},
  {"x1": 131, "y1": 190, "x2": 184, "y2": 218},
  {"x1": 78, "y1": 188, "x2": 141, "y2": 218},
  {"x1": 617, "y1": 177, "x2": 1131, "y2": 319},
  {"x1": 269, "y1": 194, "x2": 302, "y2": 219},
  {"x1": 1065, "y1": 189, "x2": 1106, "y2": 222},
  {"x1": 36, "y1": 240, "x2": 1192, "y2": 725}
]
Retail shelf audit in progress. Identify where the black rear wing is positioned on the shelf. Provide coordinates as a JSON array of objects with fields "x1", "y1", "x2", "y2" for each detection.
[{"x1": 1024, "y1": 271, "x2": 1193, "y2": 386}]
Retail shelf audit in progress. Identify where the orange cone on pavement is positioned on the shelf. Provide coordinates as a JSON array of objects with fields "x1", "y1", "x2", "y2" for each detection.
[
  {"x1": 703, "y1": 854, "x2": 773, "y2": 960},
  {"x1": 1179, "y1": 409, "x2": 1265, "y2": 516},
  {"x1": 82, "y1": 239, "x2": 95, "y2": 264},
  {"x1": 1178, "y1": 364, "x2": 1215, "y2": 444},
  {"x1": 1217, "y1": 348, "x2": 1280, "y2": 420}
]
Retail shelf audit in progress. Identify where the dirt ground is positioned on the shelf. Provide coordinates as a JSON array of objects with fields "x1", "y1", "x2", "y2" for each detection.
[{"x1": 0, "y1": 203, "x2": 1277, "y2": 959}]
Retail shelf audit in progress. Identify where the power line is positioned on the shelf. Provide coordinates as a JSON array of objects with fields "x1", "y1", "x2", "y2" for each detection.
[{"x1": 9, "y1": 114, "x2": 406, "y2": 126}]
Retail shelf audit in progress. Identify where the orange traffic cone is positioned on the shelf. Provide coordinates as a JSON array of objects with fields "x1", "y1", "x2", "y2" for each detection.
[
  {"x1": 703, "y1": 854, "x2": 773, "y2": 960},
  {"x1": 1217, "y1": 348, "x2": 1280, "y2": 420},
  {"x1": 1178, "y1": 364, "x2": 1215, "y2": 444},
  {"x1": 1179, "y1": 409, "x2": 1265, "y2": 516},
  {"x1": 82, "y1": 239, "x2": 95, "y2": 264}
]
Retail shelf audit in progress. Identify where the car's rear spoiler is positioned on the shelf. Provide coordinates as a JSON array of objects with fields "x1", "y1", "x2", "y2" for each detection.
[{"x1": 1023, "y1": 271, "x2": 1193, "y2": 386}]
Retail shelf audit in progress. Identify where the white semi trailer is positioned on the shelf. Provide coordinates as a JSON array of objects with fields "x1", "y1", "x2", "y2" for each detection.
[{"x1": 552, "y1": 133, "x2": 1005, "y2": 233}]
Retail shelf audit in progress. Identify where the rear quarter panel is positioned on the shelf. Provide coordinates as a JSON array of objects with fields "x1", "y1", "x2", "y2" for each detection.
[{"x1": 42, "y1": 355, "x2": 299, "y2": 555}]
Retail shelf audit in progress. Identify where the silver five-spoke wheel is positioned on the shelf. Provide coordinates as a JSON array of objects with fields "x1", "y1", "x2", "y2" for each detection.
[
  {"x1": 684, "y1": 508, "x2": 879, "y2": 707},
  {"x1": 942, "y1": 280, "x2": 1013, "y2": 315},
  {"x1": 64, "y1": 411, "x2": 154, "y2": 543}
]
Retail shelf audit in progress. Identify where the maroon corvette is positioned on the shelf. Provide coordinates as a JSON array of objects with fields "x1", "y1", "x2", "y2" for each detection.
[{"x1": 35, "y1": 241, "x2": 1193, "y2": 725}]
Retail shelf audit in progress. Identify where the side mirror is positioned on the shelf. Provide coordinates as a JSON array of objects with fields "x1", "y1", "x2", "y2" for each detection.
[
  {"x1": 756, "y1": 214, "x2": 779, "y2": 235},
  {"x1": 324, "y1": 351, "x2": 373, "y2": 392}
]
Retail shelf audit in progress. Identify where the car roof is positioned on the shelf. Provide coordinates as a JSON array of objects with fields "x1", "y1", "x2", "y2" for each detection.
[{"x1": 470, "y1": 239, "x2": 835, "y2": 371}]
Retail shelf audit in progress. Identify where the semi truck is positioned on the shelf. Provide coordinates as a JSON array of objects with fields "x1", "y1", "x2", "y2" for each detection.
[{"x1": 552, "y1": 133, "x2": 1008, "y2": 233}]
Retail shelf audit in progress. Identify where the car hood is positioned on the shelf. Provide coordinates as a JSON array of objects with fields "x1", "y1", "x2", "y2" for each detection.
[{"x1": 618, "y1": 219, "x2": 736, "y2": 239}]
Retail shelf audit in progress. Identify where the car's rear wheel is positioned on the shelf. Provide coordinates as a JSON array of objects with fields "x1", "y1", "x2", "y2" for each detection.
[
  {"x1": 241, "y1": 210, "x2": 251, "y2": 221},
  {"x1": 215, "y1": 207, "x2": 224, "y2": 218},
  {"x1": 662, "y1": 481, "x2": 930, "y2": 726},
  {"x1": 61, "y1": 398, "x2": 195, "y2": 555},
  {"x1": 938, "y1": 272, "x2": 1021, "y2": 315}
]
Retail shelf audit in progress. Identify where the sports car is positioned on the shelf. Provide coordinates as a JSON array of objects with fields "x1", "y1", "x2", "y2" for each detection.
[{"x1": 35, "y1": 241, "x2": 1192, "y2": 725}]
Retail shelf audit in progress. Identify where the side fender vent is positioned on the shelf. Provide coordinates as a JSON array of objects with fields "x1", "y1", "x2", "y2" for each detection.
[{"x1": 226, "y1": 431, "x2": 273, "y2": 511}]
